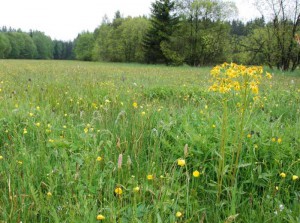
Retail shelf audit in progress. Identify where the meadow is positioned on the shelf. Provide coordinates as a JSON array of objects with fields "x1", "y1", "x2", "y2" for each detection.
[{"x1": 0, "y1": 60, "x2": 299, "y2": 222}]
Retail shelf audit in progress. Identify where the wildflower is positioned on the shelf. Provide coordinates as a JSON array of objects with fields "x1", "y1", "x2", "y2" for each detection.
[
  {"x1": 133, "y1": 102, "x2": 138, "y2": 108},
  {"x1": 47, "y1": 192, "x2": 52, "y2": 197},
  {"x1": 105, "y1": 99, "x2": 111, "y2": 103},
  {"x1": 0, "y1": 155, "x2": 3, "y2": 160},
  {"x1": 271, "y1": 138, "x2": 276, "y2": 142},
  {"x1": 279, "y1": 172, "x2": 286, "y2": 178},
  {"x1": 36, "y1": 106, "x2": 40, "y2": 110},
  {"x1": 177, "y1": 158, "x2": 186, "y2": 167},
  {"x1": 147, "y1": 174, "x2": 154, "y2": 180},
  {"x1": 84, "y1": 128, "x2": 88, "y2": 134},
  {"x1": 114, "y1": 187, "x2": 123, "y2": 195},
  {"x1": 23, "y1": 128, "x2": 27, "y2": 134},
  {"x1": 212, "y1": 124, "x2": 216, "y2": 128},
  {"x1": 277, "y1": 138, "x2": 282, "y2": 144},
  {"x1": 193, "y1": 170, "x2": 200, "y2": 178},
  {"x1": 29, "y1": 112, "x2": 34, "y2": 117},
  {"x1": 63, "y1": 125, "x2": 67, "y2": 129},
  {"x1": 17, "y1": 161, "x2": 23, "y2": 165},
  {"x1": 176, "y1": 211, "x2": 183, "y2": 218},
  {"x1": 292, "y1": 175, "x2": 299, "y2": 181},
  {"x1": 275, "y1": 186, "x2": 279, "y2": 191},
  {"x1": 266, "y1": 72, "x2": 272, "y2": 79},
  {"x1": 48, "y1": 139, "x2": 54, "y2": 143},
  {"x1": 247, "y1": 134, "x2": 252, "y2": 138},
  {"x1": 133, "y1": 186, "x2": 140, "y2": 192},
  {"x1": 141, "y1": 111, "x2": 146, "y2": 116},
  {"x1": 96, "y1": 156, "x2": 102, "y2": 162},
  {"x1": 96, "y1": 214, "x2": 105, "y2": 220},
  {"x1": 35, "y1": 122, "x2": 40, "y2": 127}
]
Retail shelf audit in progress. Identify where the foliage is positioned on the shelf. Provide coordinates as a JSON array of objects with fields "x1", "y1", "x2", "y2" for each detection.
[
  {"x1": 143, "y1": 0, "x2": 179, "y2": 64},
  {"x1": 74, "y1": 32, "x2": 95, "y2": 61},
  {"x1": 0, "y1": 60, "x2": 299, "y2": 222}
]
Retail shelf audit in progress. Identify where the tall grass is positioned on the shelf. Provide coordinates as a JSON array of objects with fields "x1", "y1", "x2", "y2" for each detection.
[{"x1": 0, "y1": 60, "x2": 299, "y2": 222}]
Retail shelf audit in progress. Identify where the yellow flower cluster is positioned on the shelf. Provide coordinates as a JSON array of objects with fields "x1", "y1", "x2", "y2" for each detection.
[{"x1": 209, "y1": 63, "x2": 270, "y2": 95}]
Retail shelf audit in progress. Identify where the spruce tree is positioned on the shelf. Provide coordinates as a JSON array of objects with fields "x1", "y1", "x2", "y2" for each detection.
[{"x1": 143, "y1": 0, "x2": 179, "y2": 64}]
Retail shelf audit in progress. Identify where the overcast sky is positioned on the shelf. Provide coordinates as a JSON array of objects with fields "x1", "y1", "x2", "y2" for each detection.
[{"x1": 0, "y1": 0, "x2": 260, "y2": 41}]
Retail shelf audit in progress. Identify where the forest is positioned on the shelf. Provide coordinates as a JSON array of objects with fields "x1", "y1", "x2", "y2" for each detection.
[{"x1": 0, "y1": 0, "x2": 300, "y2": 71}]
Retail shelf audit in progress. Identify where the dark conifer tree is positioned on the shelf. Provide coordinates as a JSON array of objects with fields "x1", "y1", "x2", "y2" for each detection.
[{"x1": 143, "y1": 0, "x2": 179, "y2": 64}]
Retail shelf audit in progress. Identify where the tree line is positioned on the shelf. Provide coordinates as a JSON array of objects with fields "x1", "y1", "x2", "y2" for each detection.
[
  {"x1": 0, "y1": 27, "x2": 74, "y2": 60},
  {"x1": 1, "y1": 0, "x2": 299, "y2": 71}
]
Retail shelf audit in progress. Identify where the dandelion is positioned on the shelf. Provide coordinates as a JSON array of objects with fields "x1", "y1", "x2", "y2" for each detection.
[
  {"x1": 133, "y1": 102, "x2": 138, "y2": 108},
  {"x1": 114, "y1": 187, "x2": 123, "y2": 195},
  {"x1": 176, "y1": 211, "x2": 183, "y2": 218},
  {"x1": 96, "y1": 214, "x2": 105, "y2": 220},
  {"x1": 272, "y1": 137, "x2": 276, "y2": 142},
  {"x1": 29, "y1": 112, "x2": 34, "y2": 117},
  {"x1": 35, "y1": 122, "x2": 40, "y2": 127},
  {"x1": 23, "y1": 128, "x2": 27, "y2": 134},
  {"x1": 177, "y1": 158, "x2": 186, "y2": 167},
  {"x1": 193, "y1": 170, "x2": 200, "y2": 178},
  {"x1": 247, "y1": 134, "x2": 252, "y2": 138},
  {"x1": 141, "y1": 111, "x2": 146, "y2": 116},
  {"x1": 0, "y1": 155, "x2": 3, "y2": 160},
  {"x1": 17, "y1": 161, "x2": 23, "y2": 165},
  {"x1": 84, "y1": 128, "x2": 88, "y2": 134},
  {"x1": 147, "y1": 174, "x2": 154, "y2": 180},
  {"x1": 47, "y1": 192, "x2": 52, "y2": 197},
  {"x1": 279, "y1": 172, "x2": 286, "y2": 178},
  {"x1": 36, "y1": 106, "x2": 40, "y2": 110},
  {"x1": 292, "y1": 175, "x2": 299, "y2": 181},
  {"x1": 96, "y1": 156, "x2": 102, "y2": 162}
]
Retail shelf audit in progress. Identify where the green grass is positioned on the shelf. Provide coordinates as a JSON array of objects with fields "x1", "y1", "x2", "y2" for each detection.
[{"x1": 0, "y1": 60, "x2": 299, "y2": 222}]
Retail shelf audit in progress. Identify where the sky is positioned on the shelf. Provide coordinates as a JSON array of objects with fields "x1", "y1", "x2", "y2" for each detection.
[{"x1": 0, "y1": 0, "x2": 260, "y2": 41}]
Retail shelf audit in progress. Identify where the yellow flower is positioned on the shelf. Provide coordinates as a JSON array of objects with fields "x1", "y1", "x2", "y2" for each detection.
[
  {"x1": 247, "y1": 134, "x2": 252, "y2": 138},
  {"x1": 48, "y1": 139, "x2": 54, "y2": 143},
  {"x1": 29, "y1": 112, "x2": 34, "y2": 117},
  {"x1": 96, "y1": 214, "x2": 105, "y2": 220},
  {"x1": 17, "y1": 161, "x2": 23, "y2": 165},
  {"x1": 292, "y1": 175, "x2": 299, "y2": 181},
  {"x1": 23, "y1": 128, "x2": 27, "y2": 134},
  {"x1": 147, "y1": 174, "x2": 154, "y2": 180},
  {"x1": 275, "y1": 186, "x2": 279, "y2": 191},
  {"x1": 141, "y1": 111, "x2": 146, "y2": 116},
  {"x1": 271, "y1": 138, "x2": 276, "y2": 142},
  {"x1": 212, "y1": 124, "x2": 216, "y2": 128},
  {"x1": 277, "y1": 138, "x2": 282, "y2": 144},
  {"x1": 114, "y1": 187, "x2": 123, "y2": 195},
  {"x1": 133, "y1": 186, "x2": 140, "y2": 192},
  {"x1": 96, "y1": 156, "x2": 102, "y2": 162},
  {"x1": 193, "y1": 170, "x2": 200, "y2": 178},
  {"x1": 266, "y1": 72, "x2": 272, "y2": 79},
  {"x1": 0, "y1": 155, "x2": 3, "y2": 160},
  {"x1": 133, "y1": 102, "x2": 138, "y2": 108},
  {"x1": 177, "y1": 158, "x2": 186, "y2": 167},
  {"x1": 47, "y1": 192, "x2": 52, "y2": 197},
  {"x1": 279, "y1": 172, "x2": 286, "y2": 178},
  {"x1": 35, "y1": 122, "x2": 40, "y2": 127},
  {"x1": 176, "y1": 211, "x2": 183, "y2": 218},
  {"x1": 84, "y1": 128, "x2": 88, "y2": 134}
]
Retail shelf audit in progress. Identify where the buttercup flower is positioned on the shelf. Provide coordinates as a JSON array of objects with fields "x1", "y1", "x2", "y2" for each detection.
[
  {"x1": 96, "y1": 214, "x2": 105, "y2": 220},
  {"x1": 193, "y1": 170, "x2": 200, "y2": 178},
  {"x1": 177, "y1": 158, "x2": 186, "y2": 167},
  {"x1": 279, "y1": 172, "x2": 286, "y2": 178}
]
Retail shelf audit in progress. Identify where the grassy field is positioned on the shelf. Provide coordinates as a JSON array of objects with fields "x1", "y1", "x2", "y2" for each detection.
[{"x1": 0, "y1": 60, "x2": 299, "y2": 222}]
